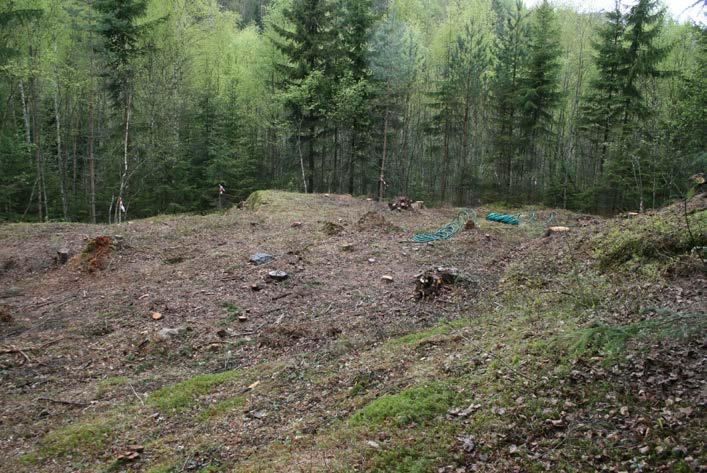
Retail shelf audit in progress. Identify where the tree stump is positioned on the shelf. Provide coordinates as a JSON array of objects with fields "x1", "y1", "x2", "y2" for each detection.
[{"x1": 57, "y1": 249, "x2": 70, "y2": 265}]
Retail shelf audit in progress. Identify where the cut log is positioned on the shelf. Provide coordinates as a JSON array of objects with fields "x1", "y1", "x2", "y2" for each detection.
[{"x1": 544, "y1": 226, "x2": 570, "y2": 237}]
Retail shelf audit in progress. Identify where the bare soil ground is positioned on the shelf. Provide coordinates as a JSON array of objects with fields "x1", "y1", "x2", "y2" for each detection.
[{"x1": 0, "y1": 190, "x2": 704, "y2": 472}]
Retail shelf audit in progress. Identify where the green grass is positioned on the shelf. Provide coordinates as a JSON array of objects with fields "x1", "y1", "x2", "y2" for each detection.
[
  {"x1": 147, "y1": 370, "x2": 241, "y2": 413},
  {"x1": 387, "y1": 318, "x2": 472, "y2": 347},
  {"x1": 96, "y1": 376, "x2": 129, "y2": 397},
  {"x1": 349, "y1": 382, "x2": 459, "y2": 427},
  {"x1": 27, "y1": 416, "x2": 118, "y2": 460},
  {"x1": 201, "y1": 396, "x2": 245, "y2": 420}
]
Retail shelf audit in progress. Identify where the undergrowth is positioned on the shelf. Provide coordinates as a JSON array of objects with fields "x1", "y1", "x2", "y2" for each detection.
[{"x1": 593, "y1": 210, "x2": 706, "y2": 269}]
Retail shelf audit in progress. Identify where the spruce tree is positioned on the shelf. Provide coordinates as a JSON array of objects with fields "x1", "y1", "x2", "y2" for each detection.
[
  {"x1": 271, "y1": 0, "x2": 336, "y2": 193},
  {"x1": 94, "y1": 0, "x2": 150, "y2": 222},
  {"x1": 517, "y1": 0, "x2": 561, "y2": 197},
  {"x1": 490, "y1": 0, "x2": 529, "y2": 194},
  {"x1": 580, "y1": 4, "x2": 626, "y2": 178}
]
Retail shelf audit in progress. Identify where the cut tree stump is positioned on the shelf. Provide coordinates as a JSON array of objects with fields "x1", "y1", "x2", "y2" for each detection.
[
  {"x1": 57, "y1": 249, "x2": 70, "y2": 265},
  {"x1": 414, "y1": 267, "x2": 463, "y2": 299}
]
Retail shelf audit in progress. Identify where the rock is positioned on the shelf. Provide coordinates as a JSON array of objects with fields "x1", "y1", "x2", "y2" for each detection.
[
  {"x1": 368, "y1": 258, "x2": 376, "y2": 263},
  {"x1": 457, "y1": 435, "x2": 476, "y2": 453},
  {"x1": 381, "y1": 275, "x2": 394, "y2": 283},
  {"x1": 267, "y1": 270, "x2": 288, "y2": 281},
  {"x1": 0, "y1": 286, "x2": 23, "y2": 299},
  {"x1": 150, "y1": 311, "x2": 163, "y2": 321},
  {"x1": 291, "y1": 221, "x2": 302, "y2": 228},
  {"x1": 238, "y1": 315, "x2": 248, "y2": 322},
  {"x1": 249, "y1": 253, "x2": 274, "y2": 265},
  {"x1": 340, "y1": 243, "x2": 355, "y2": 252},
  {"x1": 157, "y1": 326, "x2": 186, "y2": 341},
  {"x1": 367, "y1": 440, "x2": 381, "y2": 449},
  {"x1": 250, "y1": 282, "x2": 265, "y2": 291}
]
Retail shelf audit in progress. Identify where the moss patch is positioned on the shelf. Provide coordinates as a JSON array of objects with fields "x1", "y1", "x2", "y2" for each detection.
[
  {"x1": 31, "y1": 416, "x2": 117, "y2": 460},
  {"x1": 201, "y1": 396, "x2": 245, "y2": 420},
  {"x1": 350, "y1": 383, "x2": 459, "y2": 427},
  {"x1": 148, "y1": 370, "x2": 241, "y2": 413},
  {"x1": 593, "y1": 210, "x2": 706, "y2": 269}
]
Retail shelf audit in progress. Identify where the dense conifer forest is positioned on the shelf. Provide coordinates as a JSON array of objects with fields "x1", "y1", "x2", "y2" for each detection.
[{"x1": 0, "y1": 0, "x2": 704, "y2": 222}]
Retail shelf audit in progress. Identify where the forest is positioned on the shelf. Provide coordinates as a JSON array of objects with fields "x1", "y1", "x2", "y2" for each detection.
[{"x1": 0, "y1": 0, "x2": 704, "y2": 223}]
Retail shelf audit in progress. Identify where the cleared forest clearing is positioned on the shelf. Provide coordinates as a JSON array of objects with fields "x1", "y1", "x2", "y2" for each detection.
[{"x1": 0, "y1": 191, "x2": 704, "y2": 472}]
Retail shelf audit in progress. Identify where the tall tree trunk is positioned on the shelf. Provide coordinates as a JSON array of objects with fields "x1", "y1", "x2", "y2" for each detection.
[
  {"x1": 459, "y1": 93, "x2": 470, "y2": 204},
  {"x1": 19, "y1": 80, "x2": 31, "y2": 147},
  {"x1": 88, "y1": 86, "x2": 96, "y2": 223},
  {"x1": 307, "y1": 123, "x2": 315, "y2": 193},
  {"x1": 378, "y1": 97, "x2": 390, "y2": 202},
  {"x1": 348, "y1": 128, "x2": 356, "y2": 195},
  {"x1": 29, "y1": 63, "x2": 45, "y2": 221},
  {"x1": 440, "y1": 119, "x2": 450, "y2": 202},
  {"x1": 54, "y1": 80, "x2": 68, "y2": 220},
  {"x1": 118, "y1": 93, "x2": 132, "y2": 224},
  {"x1": 332, "y1": 126, "x2": 338, "y2": 193}
]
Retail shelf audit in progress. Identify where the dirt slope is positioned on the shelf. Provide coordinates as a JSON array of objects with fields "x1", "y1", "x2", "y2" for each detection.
[{"x1": 0, "y1": 191, "x2": 704, "y2": 472}]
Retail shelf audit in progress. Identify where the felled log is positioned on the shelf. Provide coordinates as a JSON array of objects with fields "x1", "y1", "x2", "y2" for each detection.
[{"x1": 544, "y1": 226, "x2": 570, "y2": 237}]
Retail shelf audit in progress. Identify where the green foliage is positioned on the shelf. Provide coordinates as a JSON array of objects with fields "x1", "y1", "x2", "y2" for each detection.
[
  {"x1": 349, "y1": 383, "x2": 458, "y2": 427},
  {"x1": 568, "y1": 310, "x2": 707, "y2": 364},
  {"x1": 0, "y1": 0, "x2": 701, "y2": 222}
]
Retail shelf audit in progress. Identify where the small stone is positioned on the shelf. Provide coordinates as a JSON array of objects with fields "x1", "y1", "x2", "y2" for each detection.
[
  {"x1": 381, "y1": 275, "x2": 394, "y2": 283},
  {"x1": 368, "y1": 258, "x2": 376, "y2": 263},
  {"x1": 341, "y1": 243, "x2": 355, "y2": 252},
  {"x1": 639, "y1": 446, "x2": 650, "y2": 454},
  {"x1": 367, "y1": 440, "x2": 381, "y2": 449},
  {"x1": 157, "y1": 326, "x2": 186, "y2": 341},
  {"x1": 150, "y1": 311, "x2": 163, "y2": 321},
  {"x1": 249, "y1": 253, "x2": 274, "y2": 265},
  {"x1": 291, "y1": 221, "x2": 302, "y2": 228},
  {"x1": 238, "y1": 315, "x2": 248, "y2": 322},
  {"x1": 267, "y1": 270, "x2": 288, "y2": 281}
]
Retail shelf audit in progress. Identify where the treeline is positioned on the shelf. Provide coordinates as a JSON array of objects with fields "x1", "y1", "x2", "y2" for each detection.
[{"x1": 0, "y1": 0, "x2": 704, "y2": 222}]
